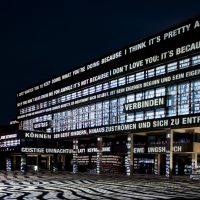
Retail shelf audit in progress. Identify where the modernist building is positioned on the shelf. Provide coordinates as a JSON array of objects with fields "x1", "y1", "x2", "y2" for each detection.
[{"x1": 1, "y1": 16, "x2": 200, "y2": 177}]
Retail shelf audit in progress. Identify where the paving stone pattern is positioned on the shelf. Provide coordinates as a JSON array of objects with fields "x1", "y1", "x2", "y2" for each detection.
[{"x1": 0, "y1": 171, "x2": 200, "y2": 199}]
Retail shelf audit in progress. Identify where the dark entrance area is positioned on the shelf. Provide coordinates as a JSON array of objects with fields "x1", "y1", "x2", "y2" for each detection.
[
  {"x1": 174, "y1": 154, "x2": 192, "y2": 175},
  {"x1": 134, "y1": 154, "x2": 155, "y2": 174}
]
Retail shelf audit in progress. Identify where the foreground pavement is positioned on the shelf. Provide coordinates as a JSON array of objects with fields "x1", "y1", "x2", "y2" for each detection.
[{"x1": 0, "y1": 171, "x2": 200, "y2": 199}]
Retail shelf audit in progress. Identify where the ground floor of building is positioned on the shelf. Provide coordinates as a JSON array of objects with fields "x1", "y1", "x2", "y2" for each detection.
[{"x1": 1, "y1": 127, "x2": 200, "y2": 177}]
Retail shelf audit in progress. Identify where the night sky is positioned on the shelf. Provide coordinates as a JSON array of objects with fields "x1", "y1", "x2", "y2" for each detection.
[{"x1": 0, "y1": 0, "x2": 200, "y2": 125}]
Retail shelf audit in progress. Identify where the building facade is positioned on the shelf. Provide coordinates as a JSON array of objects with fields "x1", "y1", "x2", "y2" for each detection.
[{"x1": 2, "y1": 16, "x2": 200, "y2": 177}]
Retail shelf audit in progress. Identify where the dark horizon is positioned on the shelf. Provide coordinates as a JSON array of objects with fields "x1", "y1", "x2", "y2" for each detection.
[{"x1": 0, "y1": 0, "x2": 200, "y2": 125}]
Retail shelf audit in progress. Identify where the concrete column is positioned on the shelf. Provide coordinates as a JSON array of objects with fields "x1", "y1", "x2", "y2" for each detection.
[
  {"x1": 6, "y1": 157, "x2": 12, "y2": 172},
  {"x1": 97, "y1": 137, "x2": 102, "y2": 174},
  {"x1": 73, "y1": 139, "x2": 78, "y2": 174},
  {"x1": 154, "y1": 154, "x2": 161, "y2": 175},
  {"x1": 52, "y1": 154, "x2": 58, "y2": 172},
  {"x1": 166, "y1": 129, "x2": 173, "y2": 178},
  {"x1": 37, "y1": 155, "x2": 41, "y2": 171},
  {"x1": 48, "y1": 155, "x2": 51, "y2": 170},
  {"x1": 126, "y1": 134, "x2": 133, "y2": 176},
  {"x1": 20, "y1": 154, "x2": 27, "y2": 174},
  {"x1": 61, "y1": 155, "x2": 65, "y2": 171},
  {"x1": 192, "y1": 153, "x2": 198, "y2": 174},
  {"x1": 12, "y1": 156, "x2": 16, "y2": 171}
]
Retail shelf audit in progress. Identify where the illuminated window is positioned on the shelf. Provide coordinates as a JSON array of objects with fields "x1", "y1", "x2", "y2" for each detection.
[
  {"x1": 110, "y1": 79, "x2": 118, "y2": 88},
  {"x1": 66, "y1": 94, "x2": 71, "y2": 101},
  {"x1": 145, "y1": 89, "x2": 154, "y2": 99},
  {"x1": 61, "y1": 96, "x2": 66, "y2": 103},
  {"x1": 128, "y1": 74, "x2": 135, "y2": 83},
  {"x1": 96, "y1": 103, "x2": 102, "y2": 126},
  {"x1": 155, "y1": 108, "x2": 165, "y2": 118},
  {"x1": 72, "y1": 109, "x2": 77, "y2": 130},
  {"x1": 156, "y1": 65, "x2": 165, "y2": 75},
  {"x1": 167, "y1": 62, "x2": 177, "y2": 72},
  {"x1": 156, "y1": 87, "x2": 165, "y2": 97},
  {"x1": 89, "y1": 104, "x2": 95, "y2": 127},
  {"x1": 135, "y1": 112, "x2": 143, "y2": 121},
  {"x1": 27, "y1": 107, "x2": 31, "y2": 112},
  {"x1": 103, "y1": 82, "x2": 109, "y2": 90},
  {"x1": 77, "y1": 91, "x2": 82, "y2": 98},
  {"x1": 52, "y1": 99, "x2": 56, "y2": 105},
  {"x1": 126, "y1": 113, "x2": 134, "y2": 122},
  {"x1": 127, "y1": 94, "x2": 135, "y2": 103},
  {"x1": 96, "y1": 84, "x2": 102, "y2": 92},
  {"x1": 179, "y1": 58, "x2": 190, "y2": 69},
  {"x1": 192, "y1": 54, "x2": 200, "y2": 66},
  {"x1": 110, "y1": 99, "x2": 117, "y2": 124},
  {"x1": 191, "y1": 80, "x2": 200, "y2": 113},
  {"x1": 136, "y1": 92, "x2": 143, "y2": 101},
  {"x1": 89, "y1": 86, "x2": 95, "y2": 94},
  {"x1": 136, "y1": 71, "x2": 144, "y2": 81},
  {"x1": 146, "y1": 68, "x2": 155, "y2": 78},
  {"x1": 178, "y1": 83, "x2": 189, "y2": 115},
  {"x1": 77, "y1": 108, "x2": 83, "y2": 129},
  {"x1": 118, "y1": 97, "x2": 125, "y2": 123},
  {"x1": 83, "y1": 88, "x2": 89, "y2": 96},
  {"x1": 103, "y1": 101, "x2": 109, "y2": 125},
  {"x1": 83, "y1": 106, "x2": 89, "y2": 128},
  {"x1": 118, "y1": 77, "x2": 126, "y2": 86},
  {"x1": 57, "y1": 97, "x2": 61, "y2": 104},
  {"x1": 71, "y1": 92, "x2": 76, "y2": 99},
  {"x1": 145, "y1": 110, "x2": 154, "y2": 120},
  {"x1": 167, "y1": 85, "x2": 177, "y2": 116},
  {"x1": 31, "y1": 105, "x2": 36, "y2": 111}
]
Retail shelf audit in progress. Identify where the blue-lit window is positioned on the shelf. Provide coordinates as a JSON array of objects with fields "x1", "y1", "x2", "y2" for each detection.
[
  {"x1": 103, "y1": 101, "x2": 109, "y2": 125},
  {"x1": 66, "y1": 94, "x2": 71, "y2": 101},
  {"x1": 156, "y1": 65, "x2": 165, "y2": 75},
  {"x1": 126, "y1": 113, "x2": 134, "y2": 122},
  {"x1": 135, "y1": 112, "x2": 143, "y2": 121},
  {"x1": 178, "y1": 83, "x2": 189, "y2": 115},
  {"x1": 145, "y1": 110, "x2": 154, "y2": 120},
  {"x1": 179, "y1": 58, "x2": 190, "y2": 69},
  {"x1": 167, "y1": 85, "x2": 177, "y2": 116},
  {"x1": 52, "y1": 99, "x2": 56, "y2": 105},
  {"x1": 96, "y1": 84, "x2": 102, "y2": 92},
  {"x1": 118, "y1": 77, "x2": 126, "y2": 86},
  {"x1": 89, "y1": 86, "x2": 95, "y2": 94},
  {"x1": 83, "y1": 88, "x2": 89, "y2": 96},
  {"x1": 61, "y1": 96, "x2": 66, "y2": 103},
  {"x1": 191, "y1": 80, "x2": 200, "y2": 113},
  {"x1": 77, "y1": 108, "x2": 83, "y2": 129},
  {"x1": 127, "y1": 94, "x2": 135, "y2": 103},
  {"x1": 110, "y1": 79, "x2": 118, "y2": 88},
  {"x1": 32, "y1": 105, "x2": 36, "y2": 111},
  {"x1": 192, "y1": 54, "x2": 200, "y2": 66},
  {"x1": 145, "y1": 89, "x2": 154, "y2": 99},
  {"x1": 103, "y1": 82, "x2": 109, "y2": 90},
  {"x1": 72, "y1": 109, "x2": 77, "y2": 130},
  {"x1": 77, "y1": 91, "x2": 82, "y2": 98},
  {"x1": 156, "y1": 87, "x2": 165, "y2": 97},
  {"x1": 110, "y1": 99, "x2": 117, "y2": 124},
  {"x1": 128, "y1": 74, "x2": 135, "y2": 83},
  {"x1": 89, "y1": 104, "x2": 95, "y2": 127},
  {"x1": 136, "y1": 71, "x2": 144, "y2": 81},
  {"x1": 71, "y1": 92, "x2": 76, "y2": 100},
  {"x1": 118, "y1": 97, "x2": 125, "y2": 123},
  {"x1": 83, "y1": 106, "x2": 89, "y2": 128},
  {"x1": 136, "y1": 92, "x2": 143, "y2": 101},
  {"x1": 96, "y1": 103, "x2": 102, "y2": 126},
  {"x1": 155, "y1": 108, "x2": 165, "y2": 118},
  {"x1": 167, "y1": 62, "x2": 177, "y2": 73},
  {"x1": 146, "y1": 68, "x2": 155, "y2": 78}
]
